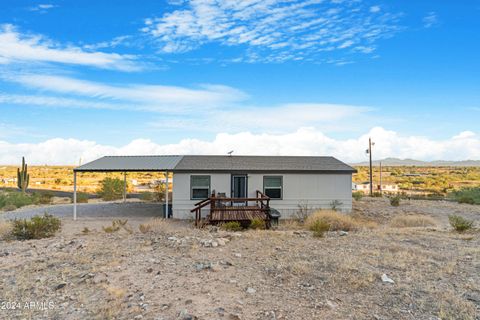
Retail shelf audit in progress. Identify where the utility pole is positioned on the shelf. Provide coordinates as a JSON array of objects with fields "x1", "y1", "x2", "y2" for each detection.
[
  {"x1": 379, "y1": 161, "x2": 382, "y2": 194},
  {"x1": 366, "y1": 137, "x2": 375, "y2": 196}
]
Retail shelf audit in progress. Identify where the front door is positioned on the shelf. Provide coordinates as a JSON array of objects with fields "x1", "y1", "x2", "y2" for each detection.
[{"x1": 231, "y1": 174, "x2": 247, "y2": 205}]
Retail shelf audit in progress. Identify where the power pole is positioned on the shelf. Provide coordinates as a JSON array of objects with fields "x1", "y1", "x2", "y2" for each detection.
[
  {"x1": 379, "y1": 161, "x2": 383, "y2": 194},
  {"x1": 366, "y1": 137, "x2": 374, "y2": 196}
]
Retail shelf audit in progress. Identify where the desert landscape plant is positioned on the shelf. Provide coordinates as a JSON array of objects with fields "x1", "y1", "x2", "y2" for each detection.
[
  {"x1": 390, "y1": 215, "x2": 437, "y2": 228},
  {"x1": 220, "y1": 221, "x2": 243, "y2": 231},
  {"x1": 97, "y1": 177, "x2": 126, "y2": 201},
  {"x1": 17, "y1": 156, "x2": 30, "y2": 193},
  {"x1": 249, "y1": 218, "x2": 266, "y2": 230},
  {"x1": 352, "y1": 191, "x2": 363, "y2": 201},
  {"x1": 448, "y1": 215, "x2": 474, "y2": 232},
  {"x1": 449, "y1": 187, "x2": 480, "y2": 205},
  {"x1": 309, "y1": 219, "x2": 330, "y2": 237},
  {"x1": 10, "y1": 213, "x2": 61, "y2": 240},
  {"x1": 390, "y1": 195, "x2": 401, "y2": 207},
  {"x1": 305, "y1": 210, "x2": 360, "y2": 231},
  {"x1": 102, "y1": 219, "x2": 131, "y2": 233}
]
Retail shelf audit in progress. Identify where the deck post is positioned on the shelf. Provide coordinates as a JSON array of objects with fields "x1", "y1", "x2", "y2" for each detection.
[
  {"x1": 73, "y1": 171, "x2": 77, "y2": 221},
  {"x1": 165, "y1": 171, "x2": 169, "y2": 218},
  {"x1": 123, "y1": 171, "x2": 127, "y2": 203}
]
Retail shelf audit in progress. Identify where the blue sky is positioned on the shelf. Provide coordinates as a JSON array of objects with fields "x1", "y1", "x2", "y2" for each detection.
[{"x1": 0, "y1": 0, "x2": 479, "y2": 164}]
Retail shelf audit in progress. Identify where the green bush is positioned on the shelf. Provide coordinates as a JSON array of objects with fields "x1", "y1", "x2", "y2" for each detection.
[
  {"x1": 448, "y1": 215, "x2": 474, "y2": 232},
  {"x1": 75, "y1": 192, "x2": 89, "y2": 203},
  {"x1": 390, "y1": 196, "x2": 401, "y2": 207},
  {"x1": 309, "y1": 219, "x2": 330, "y2": 238},
  {"x1": 249, "y1": 218, "x2": 266, "y2": 230},
  {"x1": 372, "y1": 192, "x2": 383, "y2": 198},
  {"x1": 220, "y1": 221, "x2": 243, "y2": 232},
  {"x1": 10, "y1": 213, "x2": 61, "y2": 240},
  {"x1": 32, "y1": 192, "x2": 54, "y2": 205},
  {"x1": 0, "y1": 192, "x2": 35, "y2": 210},
  {"x1": 449, "y1": 187, "x2": 480, "y2": 205},
  {"x1": 139, "y1": 192, "x2": 154, "y2": 201},
  {"x1": 352, "y1": 192, "x2": 363, "y2": 201},
  {"x1": 97, "y1": 177, "x2": 126, "y2": 201}
]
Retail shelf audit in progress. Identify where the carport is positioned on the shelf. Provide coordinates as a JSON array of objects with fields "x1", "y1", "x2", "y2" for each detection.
[{"x1": 73, "y1": 155, "x2": 182, "y2": 220}]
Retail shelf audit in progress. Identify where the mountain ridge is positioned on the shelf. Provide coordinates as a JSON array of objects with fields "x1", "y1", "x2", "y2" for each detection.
[{"x1": 350, "y1": 157, "x2": 480, "y2": 167}]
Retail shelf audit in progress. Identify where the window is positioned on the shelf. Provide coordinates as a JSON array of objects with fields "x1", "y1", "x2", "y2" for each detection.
[
  {"x1": 263, "y1": 176, "x2": 282, "y2": 199},
  {"x1": 191, "y1": 175, "x2": 210, "y2": 200}
]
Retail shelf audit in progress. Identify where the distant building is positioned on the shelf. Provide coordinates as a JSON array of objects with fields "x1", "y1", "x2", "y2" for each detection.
[{"x1": 352, "y1": 182, "x2": 399, "y2": 194}]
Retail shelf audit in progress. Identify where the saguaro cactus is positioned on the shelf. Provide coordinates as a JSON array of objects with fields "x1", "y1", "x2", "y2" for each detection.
[{"x1": 17, "y1": 156, "x2": 29, "y2": 193}]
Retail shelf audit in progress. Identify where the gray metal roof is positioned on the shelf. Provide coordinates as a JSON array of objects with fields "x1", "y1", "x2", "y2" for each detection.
[
  {"x1": 74, "y1": 155, "x2": 356, "y2": 173},
  {"x1": 74, "y1": 155, "x2": 183, "y2": 172},
  {"x1": 174, "y1": 155, "x2": 356, "y2": 173}
]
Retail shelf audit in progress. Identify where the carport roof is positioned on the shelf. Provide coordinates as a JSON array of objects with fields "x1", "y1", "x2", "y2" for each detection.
[
  {"x1": 74, "y1": 155, "x2": 183, "y2": 172},
  {"x1": 75, "y1": 155, "x2": 356, "y2": 173}
]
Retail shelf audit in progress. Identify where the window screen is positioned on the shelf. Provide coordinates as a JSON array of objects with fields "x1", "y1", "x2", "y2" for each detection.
[
  {"x1": 263, "y1": 176, "x2": 282, "y2": 199},
  {"x1": 191, "y1": 175, "x2": 210, "y2": 200}
]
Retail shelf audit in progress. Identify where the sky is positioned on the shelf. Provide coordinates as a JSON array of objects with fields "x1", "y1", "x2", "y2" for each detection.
[{"x1": 0, "y1": 0, "x2": 479, "y2": 165}]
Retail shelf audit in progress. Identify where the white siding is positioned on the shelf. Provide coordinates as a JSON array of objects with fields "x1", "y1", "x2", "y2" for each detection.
[{"x1": 172, "y1": 172, "x2": 352, "y2": 219}]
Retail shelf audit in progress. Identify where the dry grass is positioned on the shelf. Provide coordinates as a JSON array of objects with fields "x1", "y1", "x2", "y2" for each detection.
[
  {"x1": 305, "y1": 210, "x2": 374, "y2": 231},
  {"x1": 0, "y1": 220, "x2": 12, "y2": 239},
  {"x1": 138, "y1": 218, "x2": 172, "y2": 234},
  {"x1": 390, "y1": 214, "x2": 437, "y2": 228}
]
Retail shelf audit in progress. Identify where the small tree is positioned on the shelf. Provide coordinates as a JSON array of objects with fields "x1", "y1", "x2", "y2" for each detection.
[
  {"x1": 17, "y1": 157, "x2": 29, "y2": 193},
  {"x1": 97, "y1": 177, "x2": 126, "y2": 201}
]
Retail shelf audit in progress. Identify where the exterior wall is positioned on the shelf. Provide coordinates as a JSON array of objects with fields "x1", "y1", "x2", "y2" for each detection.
[{"x1": 172, "y1": 172, "x2": 353, "y2": 219}]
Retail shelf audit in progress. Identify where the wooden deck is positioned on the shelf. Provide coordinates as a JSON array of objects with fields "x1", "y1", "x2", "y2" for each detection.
[
  {"x1": 208, "y1": 206, "x2": 268, "y2": 222},
  {"x1": 191, "y1": 190, "x2": 271, "y2": 227}
]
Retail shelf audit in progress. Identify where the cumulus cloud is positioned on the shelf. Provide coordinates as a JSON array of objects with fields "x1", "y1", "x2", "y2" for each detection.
[
  {"x1": 1, "y1": 127, "x2": 479, "y2": 165},
  {"x1": 0, "y1": 24, "x2": 140, "y2": 71},
  {"x1": 142, "y1": 0, "x2": 401, "y2": 62}
]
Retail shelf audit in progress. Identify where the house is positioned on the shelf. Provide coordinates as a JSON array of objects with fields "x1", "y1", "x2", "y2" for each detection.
[{"x1": 74, "y1": 155, "x2": 356, "y2": 221}]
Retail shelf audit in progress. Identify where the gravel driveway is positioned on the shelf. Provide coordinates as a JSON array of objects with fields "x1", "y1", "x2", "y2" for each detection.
[{"x1": 0, "y1": 202, "x2": 166, "y2": 220}]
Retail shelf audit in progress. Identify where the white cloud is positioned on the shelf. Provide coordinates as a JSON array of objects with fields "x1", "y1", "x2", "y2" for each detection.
[
  {"x1": 29, "y1": 4, "x2": 57, "y2": 12},
  {"x1": 423, "y1": 12, "x2": 438, "y2": 28},
  {"x1": 0, "y1": 24, "x2": 141, "y2": 71},
  {"x1": 1, "y1": 127, "x2": 479, "y2": 165},
  {"x1": 5, "y1": 74, "x2": 248, "y2": 112},
  {"x1": 142, "y1": 0, "x2": 401, "y2": 62}
]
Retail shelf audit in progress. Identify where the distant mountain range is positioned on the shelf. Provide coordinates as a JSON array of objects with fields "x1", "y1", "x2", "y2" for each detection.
[{"x1": 351, "y1": 158, "x2": 480, "y2": 167}]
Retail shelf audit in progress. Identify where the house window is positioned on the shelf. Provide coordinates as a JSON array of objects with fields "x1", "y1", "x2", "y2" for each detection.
[
  {"x1": 263, "y1": 176, "x2": 282, "y2": 199},
  {"x1": 191, "y1": 175, "x2": 211, "y2": 200}
]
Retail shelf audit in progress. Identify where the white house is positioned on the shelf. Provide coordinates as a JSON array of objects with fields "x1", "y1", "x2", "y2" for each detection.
[{"x1": 73, "y1": 155, "x2": 356, "y2": 220}]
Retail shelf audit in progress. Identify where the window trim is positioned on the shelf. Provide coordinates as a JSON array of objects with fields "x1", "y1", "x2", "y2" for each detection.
[
  {"x1": 190, "y1": 175, "x2": 211, "y2": 200},
  {"x1": 263, "y1": 175, "x2": 283, "y2": 200}
]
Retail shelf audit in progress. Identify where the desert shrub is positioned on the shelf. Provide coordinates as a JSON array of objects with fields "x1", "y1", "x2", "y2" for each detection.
[
  {"x1": 0, "y1": 221, "x2": 12, "y2": 240},
  {"x1": 372, "y1": 192, "x2": 383, "y2": 198},
  {"x1": 292, "y1": 202, "x2": 311, "y2": 223},
  {"x1": 249, "y1": 218, "x2": 266, "y2": 230},
  {"x1": 10, "y1": 214, "x2": 61, "y2": 240},
  {"x1": 352, "y1": 192, "x2": 363, "y2": 201},
  {"x1": 3, "y1": 204, "x2": 17, "y2": 212},
  {"x1": 330, "y1": 200, "x2": 343, "y2": 211},
  {"x1": 97, "y1": 178, "x2": 126, "y2": 201},
  {"x1": 0, "y1": 192, "x2": 35, "y2": 210},
  {"x1": 153, "y1": 184, "x2": 166, "y2": 202},
  {"x1": 220, "y1": 221, "x2": 243, "y2": 232},
  {"x1": 309, "y1": 219, "x2": 330, "y2": 237},
  {"x1": 138, "y1": 223, "x2": 152, "y2": 233},
  {"x1": 390, "y1": 196, "x2": 401, "y2": 207},
  {"x1": 33, "y1": 192, "x2": 54, "y2": 205},
  {"x1": 139, "y1": 192, "x2": 154, "y2": 201},
  {"x1": 139, "y1": 218, "x2": 170, "y2": 234},
  {"x1": 75, "y1": 193, "x2": 89, "y2": 203},
  {"x1": 305, "y1": 210, "x2": 358, "y2": 231},
  {"x1": 82, "y1": 227, "x2": 91, "y2": 234},
  {"x1": 390, "y1": 215, "x2": 437, "y2": 228},
  {"x1": 448, "y1": 215, "x2": 474, "y2": 232},
  {"x1": 102, "y1": 219, "x2": 131, "y2": 233},
  {"x1": 449, "y1": 187, "x2": 480, "y2": 205}
]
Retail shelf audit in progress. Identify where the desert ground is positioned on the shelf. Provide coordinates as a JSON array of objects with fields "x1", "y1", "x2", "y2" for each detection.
[{"x1": 0, "y1": 198, "x2": 479, "y2": 320}]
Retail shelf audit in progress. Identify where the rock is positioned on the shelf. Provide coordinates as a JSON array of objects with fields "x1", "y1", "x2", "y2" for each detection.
[
  {"x1": 134, "y1": 315, "x2": 143, "y2": 320},
  {"x1": 146, "y1": 267, "x2": 153, "y2": 273},
  {"x1": 55, "y1": 283, "x2": 67, "y2": 290},
  {"x1": 246, "y1": 287, "x2": 256, "y2": 294},
  {"x1": 325, "y1": 300, "x2": 337, "y2": 309},
  {"x1": 0, "y1": 251, "x2": 10, "y2": 257},
  {"x1": 211, "y1": 241, "x2": 219, "y2": 247},
  {"x1": 214, "y1": 307, "x2": 225, "y2": 315},
  {"x1": 185, "y1": 299, "x2": 193, "y2": 305},
  {"x1": 178, "y1": 309, "x2": 197, "y2": 320},
  {"x1": 234, "y1": 253, "x2": 242, "y2": 258},
  {"x1": 194, "y1": 262, "x2": 211, "y2": 271},
  {"x1": 228, "y1": 314, "x2": 241, "y2": 320},
  {"x1": 216, "y1": 238, "x2": 230, "y2": 246},
  {"x1": 338, "y1": 231, "x2": 348, "y2": 236},
  {"x1": 93, "y1": 273, "x2": 108, "y2": 284},
  {"x1": 381, "y1": 274, "x2": 395, "y2": 284}
]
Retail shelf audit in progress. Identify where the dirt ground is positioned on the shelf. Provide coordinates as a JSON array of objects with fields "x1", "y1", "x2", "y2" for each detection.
[{"x1": 0, "y1": 198, "x2": 479, "y2": 320}]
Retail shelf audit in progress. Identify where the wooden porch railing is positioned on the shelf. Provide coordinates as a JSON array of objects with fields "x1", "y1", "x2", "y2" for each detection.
[{"x1": 191, "y1": 190, "x2": 270, "y2": 227}]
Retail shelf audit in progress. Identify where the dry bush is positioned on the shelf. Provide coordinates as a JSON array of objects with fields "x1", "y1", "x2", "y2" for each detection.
[
  {"x1": 305, "y1": 210, "x2": 365, "y2": 231},
  {"x1": 138, "y1": 218, "x2": 172, "y2": 234},
  {"x1": 0, "y1": 221, "x2": 12, "y2": 240},
  {"x1": 390, "y1": 215, "x2": 437, "y2": 228}
]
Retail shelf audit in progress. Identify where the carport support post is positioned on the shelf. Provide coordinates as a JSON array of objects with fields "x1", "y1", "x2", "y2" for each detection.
[
  {"x1": 165, "y1": 171, "x2": 169, "y2": 218},
  {"x1": 73, "y1": 171, "x2": 77, "y2": 220},
  {"x1": 123, "y1": 171, "x2": 127, "y2": 203}
]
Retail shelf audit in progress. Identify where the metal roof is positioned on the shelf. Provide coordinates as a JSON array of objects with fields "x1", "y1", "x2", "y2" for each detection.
[
  {"x1": 74, "y1": 155, "x2": 183, "y2": 172},
  {"x1": 174, "y1": 155, "x2": 356, "y2": 173},
  {"x1": 75, "y1": 155, "x2": 355, "y2": 173}
]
